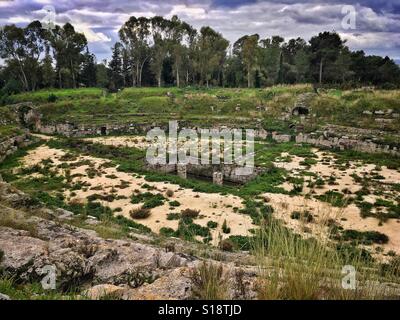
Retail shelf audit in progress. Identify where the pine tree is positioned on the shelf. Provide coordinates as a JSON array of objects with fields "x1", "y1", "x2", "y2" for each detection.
[
  {"x1": 109, "y1": 42, "x2": 124, "y2": 89},
  {"x1": 80, "y1": 49, "x2": 97, "y2": 87},
  {"x1": 41, "y1": 51, "x2": 55, "y2": 88}
]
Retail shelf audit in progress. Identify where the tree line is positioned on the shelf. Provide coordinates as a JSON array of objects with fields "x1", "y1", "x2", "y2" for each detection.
[{"x1": 1, "y1": 15, "x2": 399, "y2": 96}]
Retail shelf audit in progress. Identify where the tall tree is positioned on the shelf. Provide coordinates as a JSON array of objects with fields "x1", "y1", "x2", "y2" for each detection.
[
  {"x1": 234, "y1": 34, "x2": 260, "y2": 87},
  {"x1": 109, "y1": 42, "x2": 124, "y2": 89},
  {"x1": 195, "y1": 26, "x2": 229, "y2": 87},
  {"x1": 49, "y1": 23, "x2": 88, "y2": 88},
  {"x1": 119, "y1": 16, "x2": 151, "y2": 87},
  {"x1": 309, "y1": 32, "x2": 345, "y2": 84},
  {"x1": 80, "y1": 49, "x2": 97, "y2": 87}
]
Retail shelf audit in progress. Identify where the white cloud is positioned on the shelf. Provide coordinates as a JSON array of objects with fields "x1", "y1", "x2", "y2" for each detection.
[{"x1": 169, "y1": 4, "x2": 208, "y2": 19}]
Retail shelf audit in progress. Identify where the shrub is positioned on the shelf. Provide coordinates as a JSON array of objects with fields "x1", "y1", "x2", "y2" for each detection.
[
  {"x1": 341, "y1": 230, "x2": 389, "y2": 245},
  {"x1": 181, "y1": 208, "x2": 200, "y2": 219},
  {"x1": 48, "y1": 94, "x2": 58, "y2": 102},
  {"x1": 219, "y1": 239, "x2": 234, "y2": 252},
  {"x1": 207, "y1": 221, "x2": 218, "y2": 229},
  {"x1": 160, "y1": 227, "x2": 176, "y2": 237},
  {"x1": 222, "y1": 219, "x2": 231, "y2": 234},
  {"x1": 167, "y1": 213, "x2": 180, "y2": 220},
  {"x1": 176, "y1": 217, "x2": 210, "y2": 241},
  {"x1": 228, "y1": 235, "x2": 251, "y2": 251},
  {"x1": 290, "y1": 211, "x2": 314, "y2": 223},
  {"x1": 166, "y1": 189, "x2": 174, "y2": 197},
  {"x1": 131, "y1": 192, "x2": 165, "y2": 209},
  {"x1": 130, "y1": 207, "x2": 151, "y2": 219},
  {"x1": 169, "y1": 200, "x2": 181, "y2": 207},
  {"x1": 190, "y1": 262, "x2": 227, "y2": 300}
]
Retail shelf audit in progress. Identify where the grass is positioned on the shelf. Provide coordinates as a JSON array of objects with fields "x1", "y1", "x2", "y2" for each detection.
[
  {"x1": 252, "y1": 217, "x2": 398, "y2": 300},
  {"x1": 190, "y1": 261, "x2": 227, "y2": 300},
  {"x1": 8, "y1": 88, "x2": 104, "y2": 104},
  {"x1": 0, "y1": 208, "x2": 39, "y2": 238},
  {"x1": 0, "y1": 125, "x2": 23, "y2": 141},
  {"x1": 4, "y1": 85, "x2": 311, "y2": 127},
  {"x1": 0, "y1": 277, "x2": 84, "y2": 300}
]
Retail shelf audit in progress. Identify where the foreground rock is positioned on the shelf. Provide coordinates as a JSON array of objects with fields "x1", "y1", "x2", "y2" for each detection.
[
  {"x1": 0, "y1": 293, "x2": 11, "y2": 300},
  {"x1": 0, "y1": 181, "x2": 258, "y2": 300}
]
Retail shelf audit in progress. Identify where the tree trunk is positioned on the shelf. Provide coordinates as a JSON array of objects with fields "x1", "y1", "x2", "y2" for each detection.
[
  {"x1": 15, "y1": 58, "x2": 29, "y2": 91},
  {"x1": 158, "y1": 73, "x2": 161, "y2": 88},
  {"x1": 70, "y1": 60, "x2": 76, "y2": 89},
  {"x1": 59, "y1": 70, "x2": 62, "y2": 89},
  {"x1": 247, "y1": 68, "x2": 251, "y2": 88},
  {"x1": 131, "y1": 64, "x2": 136, "y2": 87},
  {"x1": 319, "y1": 59, "x2": 323, "y2": 84},
  {"x1": 176, "y1": 67, "x2": 180, "y2": 87},
  {"x1": 136, "y1": 63, "x2": 140, "y2": 87}
]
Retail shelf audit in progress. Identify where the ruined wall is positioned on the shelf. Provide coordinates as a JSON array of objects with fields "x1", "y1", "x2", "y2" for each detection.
[
  {"x1": 36, "y1": 122, "x2": 159, "y2": 137},
  {"x1": 144, "y1": 161, "x2": 266, "y2": 184},
  {"x1": 296, "y1": 133, "x2": 400, "y2": 156},
  {"x1": 0, "y1": 132, "x2": 35, "y2": 163}
]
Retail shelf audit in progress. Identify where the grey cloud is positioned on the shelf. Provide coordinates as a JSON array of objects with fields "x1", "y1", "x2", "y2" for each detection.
[{"x1": 0, "y1": 0, "x2": 399, "y2": 62}]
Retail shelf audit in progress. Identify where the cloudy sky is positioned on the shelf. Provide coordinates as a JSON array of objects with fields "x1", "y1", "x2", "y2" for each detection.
[{"x1": 1, "y1": 0, "x2": 399, "y2": 63}]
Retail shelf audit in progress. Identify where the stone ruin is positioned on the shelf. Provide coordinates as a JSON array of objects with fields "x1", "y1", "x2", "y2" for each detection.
[
  {"x1": 213, "y1": 171, "x2": 223, "y2": 185},
  {"x1": 177, "y1": 164, "x2": 187, "y2": 179}
]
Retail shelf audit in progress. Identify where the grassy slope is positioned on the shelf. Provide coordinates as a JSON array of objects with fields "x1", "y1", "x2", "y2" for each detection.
[{"x1": 6, "y1": 86, "x2": 400, "y2": 138}]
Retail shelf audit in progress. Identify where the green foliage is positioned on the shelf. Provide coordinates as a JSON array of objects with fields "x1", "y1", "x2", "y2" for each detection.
[
  {"x1": 169, "y1": 200, "x2": 181, "y2": 207},
  {"x1": 166, "y1": 213, "x2": 180, "y2": 220},
  {"x1": 207, "y1": 221, "x2": 218, "y2": 229},
  {"x1": 130, "y1": 192, "x2": 165, "y2": 209},
  {"x1": 340, "y1": 230, "x2": 389, "y2": 245},
  {"x1": 315, "y1": 191, "x2": 347, "y2": 207},
  {"x1": 222, "y1": 219, "x2": 231, "y2": 234}
]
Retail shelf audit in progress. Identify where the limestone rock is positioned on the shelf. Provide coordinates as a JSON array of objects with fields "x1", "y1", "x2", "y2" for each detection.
[
  {"x1": 55, "y1": 208, "x2": 74, "y2": 220},
  {"x1": 85, "y1": 284, "x2": 125, "y2": 300},
  {"x1": 0, "y1": 293, "x2": 11, "y2": 300}
]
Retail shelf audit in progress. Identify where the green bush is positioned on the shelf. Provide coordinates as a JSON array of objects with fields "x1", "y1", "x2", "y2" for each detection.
[
  {"x1": 222, "y1": 219, "x2": 231, "y2": 234},
  {"x1": 131, "y1": 192, "x2": 165, "y2": 209},
  {"x1": 341, "y1": 230, "x2": 389, "y2": 245},
  {"x1": 48, "y1": 94, "x2": 58, "y2": 102},
  {"x1": 207, "y1": 221, "x2": 218, "y2": 229},
  {"x1": 169, "y1": 200, "x2": 181, "y2": 207},
  {"x1": 160, "y1": 227, "x2": 176, "y2": 237},
  {"x1": 167, "y1": 213, "x2": 180, "y2": 220}
]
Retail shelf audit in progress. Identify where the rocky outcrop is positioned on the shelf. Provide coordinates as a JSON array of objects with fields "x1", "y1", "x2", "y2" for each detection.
[
  {"x1": 0, "y1": 132, "x2": 35, "y2": 163},
  {"x1": 296, "y1": 132, "x2": 400, "y2": 156},
  {"x1": 0, "y1": 181, "x2": 258, "y2": 300}
]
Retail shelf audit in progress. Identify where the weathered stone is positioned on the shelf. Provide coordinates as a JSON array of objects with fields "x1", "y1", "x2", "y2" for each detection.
[
  {"x1": 272, "y1": 132, "x2": 291, "y2": 143},
  {"x1": 85, "y1": 284, "x2": 125, "y2": 300},
  {"x1": 55, "y1": 208, "x2": 74, "y2": 220},
  {"x1": 213, "y1": 171, "x2": 223, "y2": 185},
  {"x1": 177, "y1": 165, "x2": 187, "y2": 179},
  {"x1": 0, "y1": 293, "x2": 11, "y2": 300}
]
